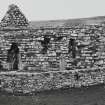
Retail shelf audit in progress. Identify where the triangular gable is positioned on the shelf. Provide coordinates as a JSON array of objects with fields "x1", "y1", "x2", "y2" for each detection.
[{"x1": 0, "y1": 4, "x2": 29, "y2": 28}]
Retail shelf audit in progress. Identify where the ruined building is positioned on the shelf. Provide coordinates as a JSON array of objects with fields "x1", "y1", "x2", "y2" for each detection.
[{"x1": 0, "y1": 4, "x2": 105, "y2": 71}]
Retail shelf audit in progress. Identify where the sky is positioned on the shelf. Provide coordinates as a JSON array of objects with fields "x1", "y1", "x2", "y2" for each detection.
[{"x1": 0, "y1": 0, "x2": 105, "y2": 21}]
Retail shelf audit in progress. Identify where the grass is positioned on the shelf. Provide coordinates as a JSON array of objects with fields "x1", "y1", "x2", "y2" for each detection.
[{"x1": 0, "y1": 84, "x2": 105, "y2": 105}]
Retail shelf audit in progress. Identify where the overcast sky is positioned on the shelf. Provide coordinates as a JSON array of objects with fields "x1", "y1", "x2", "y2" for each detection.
[{"x1": 0, "y1": 0, "x2": 105, "y2": 21}]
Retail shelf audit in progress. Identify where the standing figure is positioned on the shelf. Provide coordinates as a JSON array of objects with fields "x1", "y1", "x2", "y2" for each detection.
[{"x1": 7, "y1": 43, "x2": 19, "y2": 70}]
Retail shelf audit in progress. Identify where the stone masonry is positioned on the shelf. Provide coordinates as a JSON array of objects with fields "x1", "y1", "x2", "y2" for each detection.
[
  {"x1": 0, "y1": 25, "x2": 105, "y2": 71},
  {"x1": 0, "y1": 67, "x2": 105, "y2": 94},
  {"x1": 0, "y1": 4, "x2": 105, "y2": 93},
  {"x1": 0, "y1": 5, "x2": 105, "y2": 72}
]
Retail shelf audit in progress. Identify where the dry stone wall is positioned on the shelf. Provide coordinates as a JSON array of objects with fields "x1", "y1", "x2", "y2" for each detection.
[
  {"x1": 0, "y1": 24, "x2": 105, "y2": 71},
  {"x1": 0, "y1": 67, "x2": 105, "y2": 94}
]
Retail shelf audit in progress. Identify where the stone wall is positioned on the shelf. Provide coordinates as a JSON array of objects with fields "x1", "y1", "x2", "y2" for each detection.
[
  {"x1": 0, "y1": 67, "x2": 105, "y2": 94},
  {"x1": 0, "y1": 24, "x2": 105, "y2": 71}
]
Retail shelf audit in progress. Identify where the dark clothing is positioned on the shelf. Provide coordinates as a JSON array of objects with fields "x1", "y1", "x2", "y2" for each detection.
[
  {"x1": 68, "y1": 38, "x2": 76, "y2": 58},
  {"x1": 7, "y1": 43, "x2": 19, "y2": 70}
]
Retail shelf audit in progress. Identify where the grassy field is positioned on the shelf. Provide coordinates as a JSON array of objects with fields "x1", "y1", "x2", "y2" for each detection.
[
  {"x1": 30, "y1": 16, "x2": 105, "y2": 28},
  {"x1": 0, "y1": 84, "x2": 105, "y2": 105}
]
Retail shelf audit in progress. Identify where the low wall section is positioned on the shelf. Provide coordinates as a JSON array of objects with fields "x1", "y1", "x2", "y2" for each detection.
[{"x1": 0, "y1": 67, "x2": 105, "y2": 94}]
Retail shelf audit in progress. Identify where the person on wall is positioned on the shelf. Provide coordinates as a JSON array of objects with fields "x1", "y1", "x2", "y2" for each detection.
[{"x1": 7, "y1": 42, "x2": 20, "y2": 70}]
